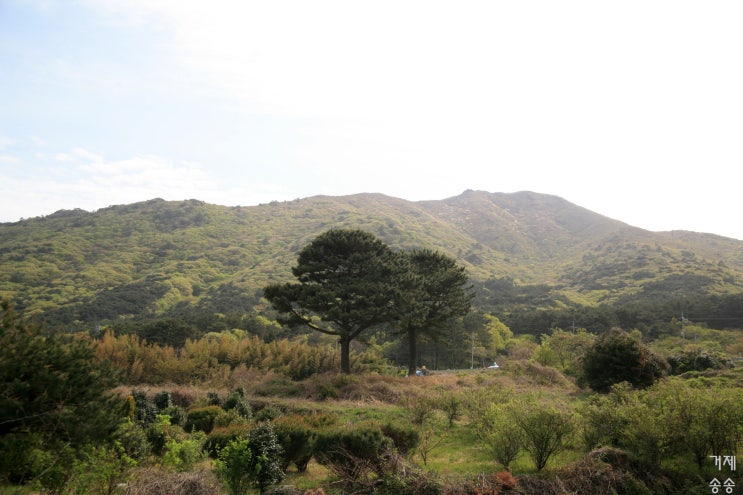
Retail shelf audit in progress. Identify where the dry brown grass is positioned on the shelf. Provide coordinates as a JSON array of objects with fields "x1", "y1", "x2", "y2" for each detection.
[{"x1": 124, "y1": 468, "x2": 220, "y2": 495}]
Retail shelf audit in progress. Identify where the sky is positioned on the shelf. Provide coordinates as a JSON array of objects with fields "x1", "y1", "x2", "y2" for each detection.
[{"x1": 1, "y1": 1, "x2": 742, "y2": 240}]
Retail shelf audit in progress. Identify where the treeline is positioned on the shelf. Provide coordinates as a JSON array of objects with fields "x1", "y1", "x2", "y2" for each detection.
[
  {"x1": 493, "y1": 290, "x2": 743, "y2": 338},
  {"x1": 94, "y1": 330, "x2": 387, "y2": 384}
]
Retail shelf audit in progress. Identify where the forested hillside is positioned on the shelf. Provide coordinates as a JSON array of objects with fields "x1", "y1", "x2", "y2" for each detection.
[{"x1": 1, "y1": 190, "x2": 742, "y2": 336}]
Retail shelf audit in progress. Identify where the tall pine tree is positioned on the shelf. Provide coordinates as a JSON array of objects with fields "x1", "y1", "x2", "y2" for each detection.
[{"x1": 263, "y1": 229, "x2": 400, "y2": 374}]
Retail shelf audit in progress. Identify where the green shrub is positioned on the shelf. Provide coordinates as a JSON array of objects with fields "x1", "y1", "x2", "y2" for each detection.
[
  {"x1": 185, "y1": 405, "x2": 223, "y2": 434},
  {"x1": 65, "y1": 444, "x2": 136, "y2": 495},
  {"x1": 223, "y1": 389, "x2": 253, "y2": 419},
  {"x1": 115, "y1": 420, "x2": 150, "y2": 461},
  {"x1": 207, "y1": 391, "x2": 222, "y2": 406},
  {"x1": 215, "y1": 409, "x2": 251, "y2": 429},
  {"x1": 273, "y1": 415, "x2": 317, "y2": 472},
  {"x1": 146, "y1": 414, "x2": 180, "y2": 456},
  {"x1": 255, "y1": 405, "x2": 284, "y2": 422},
  {"x1": 436, "y1": 392, "x2": 462, "y2": 428},
  {"x1": 216, "y1": 424, "x2": 285, "y2": 495},
  {"x1": 667, "y1": 348, "x2": 733, "y2": 375},
  {"x1": 314, "y1": 422, "x2": 393, "y2": 486},
  {"x1": 514, "y1": 401, "x2": 575, "y2": 471},
  {"x1": 216, "y1": 437, "x2": 254, "y2": 495},
  {"x1": 132, "y1": 389, "x2": 158, "y2": 425},
  {"x1": 381, "y1": 421, "x2": 420, "y2": 456},
  {"x1": 162, "y1": 433, "x2": 207, "y2": 472},
  {"x1": 478, "y1": 403, "x2": 523, "y2": 469},
  {"x1": 582, "y1": 329, "x2": 669, "y2": 392},
  {"x1": 205, "y1": 424, "x2": 252, "y2": 457},
  {"x1": 162, "y1": 405, "x2": 187, "y2": 427},
  {"x1": 153, "y1": 390, "x2": 172, "y2": 410}
]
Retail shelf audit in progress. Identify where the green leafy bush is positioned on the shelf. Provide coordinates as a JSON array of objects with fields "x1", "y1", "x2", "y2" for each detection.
[
  {"x1": 216, "y1": 424, "x2": 284, "y2": 495},
  {"x1": 667, "y1": 348, "x2": 733, "y2": 374},
  {"x1": 273, "y1": 415, "x2": 317, "y2": 472},
  {"x1": 314, "y1": 422, "x2": 393, "y2": 487},
  {"x1": 162, "y1": 433, "x2": 207, "y2": 472},
  {"x1": 381, "y1": 421, "x2": 420, "y2": 456},
  {"x1": 582, "y1": 329, "x2": 669, "y2": 392},
  {"x1": 223, "y1": 389, "x2": 253, "y2": 419},
  {"x1": 514, "y1": 401, "x2": 575, "y2": 471},
  {"x1": 205, "y1": 424, "x2": 252, "y2": 457},
  {"x1": 185, "y1": 405, "x2": 223, "y2": 434}
]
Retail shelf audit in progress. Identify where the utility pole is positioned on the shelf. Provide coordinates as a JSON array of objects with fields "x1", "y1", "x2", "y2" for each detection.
[{"x1": 471, "y1": 330, "x2": 475, "y2": 369}]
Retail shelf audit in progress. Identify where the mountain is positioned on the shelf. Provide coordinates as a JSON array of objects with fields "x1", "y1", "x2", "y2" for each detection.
[{"x1": 1, "y1": 190, "x2": 742, "y2": 331}]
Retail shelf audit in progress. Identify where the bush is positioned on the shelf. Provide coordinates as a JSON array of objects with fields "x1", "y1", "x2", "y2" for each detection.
[
  {"x1": 185, "y1": 405, "x2": 223, "y2": 434},
  {"x1": 667, "y1": 348, "x2": 733, "y2": 374},
  {"x1": 205, "y1": 424, "x2": 252, "y2": 458},
  {"x1": 162, "y1": 405, "x2": 187, "y2": 427},
  {"x1": 514, "y1": 401, "x2": 574, "y2": 471},
  {"x1": 314, "y1": 422, "x2": 393, "y2": 490},
  {"x1": 65, "y1": 444, "x2": 136, "y2": 495},
  {"x1": 381, "y1": 421, "x2": 420, "y2": 456},
  {"x1": 223, "y1": 389, "x2": 253, "y2": 420},
  {"x1": 132, "y1": 389, "x2": 158, "y2": 425},
  {"x1": 478, "y1": 403, "x2": 524, "y2": 469},
  {"x1": 255, "y1": 405, "x2": 284, "y2": 422},
  {"x1": 115, "y1": 420, "x2": 151, "y2": 462},
  {"x1": 162, "y1": 433, "x2": 207, "y2": 472},
  {"x1": 153, "y1": 391, "x2": 172, "y2": 410},
  {"x1": 216, "y1": 424, "x2": 285, "y2": 495},
  {"x1": 272, "y1": 415, "x2": 317, "y2": 472},
  {"x1": 582, "y1": 329, "x2": 669, "y2": 392}
]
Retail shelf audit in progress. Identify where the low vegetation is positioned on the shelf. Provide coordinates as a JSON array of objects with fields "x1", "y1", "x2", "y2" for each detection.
[
  {"x1": 3, "y1": 220, "x2": 743, "y2": 494},
  {"x1": 2, "y1": 295, "x2": 742, "y2": 494}
]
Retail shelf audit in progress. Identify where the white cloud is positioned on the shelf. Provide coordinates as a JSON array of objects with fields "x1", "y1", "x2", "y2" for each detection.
[
  {"x1": 0, "y1": 150, "x2": 292, "y2": 222},
  {"x1": 0, "y1": 155, "x2": 20, "y2": 164},
  {"x1": 73, "y1": 147, "x2": 104, "y2": 163},
  {"x1": 54, "y1": 153, "x2": 75, "y2": 163}
]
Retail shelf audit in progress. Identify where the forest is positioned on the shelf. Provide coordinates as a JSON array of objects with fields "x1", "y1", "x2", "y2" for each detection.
[{"x1": 1, "y1": 227, "x2": 742, "y2": 494}]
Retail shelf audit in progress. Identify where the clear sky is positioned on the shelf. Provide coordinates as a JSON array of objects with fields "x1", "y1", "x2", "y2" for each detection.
[{"x1": 1, "y1": 1, "x2": 741, "y2": 239}]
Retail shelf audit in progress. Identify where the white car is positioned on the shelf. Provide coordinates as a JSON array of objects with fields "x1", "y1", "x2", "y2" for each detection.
[{"x1": 487, "y1": 362, "x2": 500, "y2": 369}]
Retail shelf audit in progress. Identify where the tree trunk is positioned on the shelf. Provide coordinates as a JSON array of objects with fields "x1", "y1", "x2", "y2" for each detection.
[
  {"x1": 340, "y1": 336, "x2": 351, "y2": 374},
  {"x1": 407, "y1": 326, "x2": 418, "y2": 377}
]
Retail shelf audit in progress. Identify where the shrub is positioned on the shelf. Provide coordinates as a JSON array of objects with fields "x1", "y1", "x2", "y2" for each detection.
[
  {"x1": 667, "y1": 348, "x2": 733, "y2": 375},
  {"x1": 216, "y1": 437, "x2": 255, "y2": 495},
  {"x1": 272, "y1": 415, "x2": 317, "y2": 472},
  {"x1": 65, "y1": 444, "x2": 136, "y2": 495},
  {"x1": 162, "y1": 432, "x2": 207, "y2": 472},
  {"x1": 478, "y1": 403, "x2": 523, "y2": 469},
  {"x1": 514, "y1": 401, "x2": 574, "y2": 471},
  {"x1": 582, "y1": 329, "x2": 669, "y2": 392},
  {"x1": 153, "y1": 390, "x2": 172, "y2": 410},
  {"x1": 216, "y1": 424, "x2": 285, "y2": 495},
  {"x1": 255, "y1": 405, "x2": 284, "y2": 422},
  {"x1": 115, "y1": 420, "x2": 151, "y2": 461},
  {"x1": 205, "y1": 424, "x2": 252, "y2": 458},
  {"x1": 380, "y1": 421, "x2": 420, "y2": 457},
  {"x1": 223, "y1": 389, "x2": 253, "y2": 420},
  {"x1": 132, "y1": 389, "x2": 158, "y2": 425},
  {"x1": 207, "y1": 391, "x2": 222, "y2": 406},
  {"x1": 436, "y1": 392, "x2": 462, "y2": 428},
  {"x1": 314, "y1": 422, "x2": 393, "y2": 490},
  {"x1": 162, "y1": 405, "x2": 187, "y2": 427},
  {"x1": 185, "y1": 405, "x2": 223, "y2": 434}
]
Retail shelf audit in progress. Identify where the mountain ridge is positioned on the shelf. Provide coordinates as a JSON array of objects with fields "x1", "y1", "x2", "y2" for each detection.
[{"x1": 1, "y1": 190, "x2": 742, "y2": 328}]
